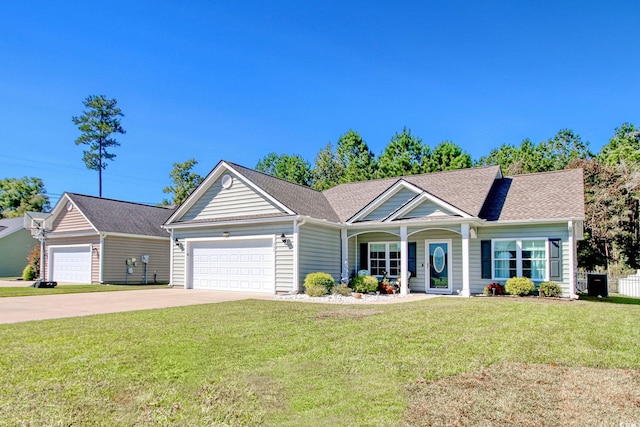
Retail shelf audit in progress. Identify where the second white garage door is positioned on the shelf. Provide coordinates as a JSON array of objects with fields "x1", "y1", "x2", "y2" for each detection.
[
  {"x1": 191, "y1": 240, "x2": 274, "y2": 293},
  {"x1": 49, "y1": 246, "x2": 92, "y2": 283}
]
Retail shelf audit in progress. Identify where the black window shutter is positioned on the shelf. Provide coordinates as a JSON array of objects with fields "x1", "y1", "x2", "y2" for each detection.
[
  {"x1": 408, "y1": 242, "x2": 417, "y2": 277},
  {"x1": 481, "y1": 240, "x2": 492, "y2": 279},
  {"x1": 359, "y1": 243, "x2": 368, "y2": 272},
  {"x1": 549, "y1": 238, "x2": 562, "y2": 280}
]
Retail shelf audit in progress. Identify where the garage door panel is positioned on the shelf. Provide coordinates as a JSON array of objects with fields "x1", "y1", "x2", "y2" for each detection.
[
  {"x1": 191, "y1": 240, "x2": 274, "y2": 293},
  {"x1": 50, "y1": 246, "x2": 91, "y2": 283}
]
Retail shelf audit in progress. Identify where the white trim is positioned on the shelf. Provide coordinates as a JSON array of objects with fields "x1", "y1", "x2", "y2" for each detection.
[
  {"x1": 385, "y1": 192, "x2": 472, "y2": 222},
  {"x1": 400, "y1": 226, "x2": 409, "y2": 295},
  {"x1": 568, "y1": 221, "x2": 578, "y2": 299},
  {"x1": 169, "y1": 229, "x2": 174, "y2": 287},
  {"x1": 481, "y1": 218, "x2": 585, "y2": 227},
  {"x1": 49, "y1": 194, "x2": 100, "y2": 234},
  {"x1": 103, "y1": 232, "x2": 169, "y2": 241},
  {"x1": 347, "y1": 180, "x2": 422, "y2": 223},
  {"x1": 47, "y1": 244, "x2": 93, "y2": 283},
  {"x1": 99, "y1": 234, "x2": 105, "y2": 283},
  {"x1": 165, "y1": 161, "x2": 296, "y2": 225},
  {"x1": 47, "y1": 231, "x2": 99, "y2": 239},
  {"x1": 367, "y1": 241, "x2": 401, "y2": 278},
  {"x1": 293, "y1": 217, "x2": 306, "y2": 293},
  {"x1": 425, "y1": 239, "x2": 453, "y2": 294},
  {"x1": 184, "y1": 235, "x2": 276, "y2": 294},
  {"x1": 461, "y1": 224, "x2": 470, "y2": 297},
  {"x1": 491, "y1": 237, "x2": 550, "y2": 281},
  {"x1": 164, "y1": 215, "x2": 297, "y2": 230},
  {"x1": 341, "y1": 228, "x2": 348, "y2": 283}
]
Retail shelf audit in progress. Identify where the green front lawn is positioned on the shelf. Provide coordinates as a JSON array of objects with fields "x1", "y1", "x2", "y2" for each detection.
[
  {"x1": 0, "y1": 284, "x2": 168, "y2": 298},
  {"x1": 1, "y1": 297, "x2": 639, "y2": 426}
]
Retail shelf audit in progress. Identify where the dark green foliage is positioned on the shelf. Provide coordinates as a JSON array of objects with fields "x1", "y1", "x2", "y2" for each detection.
[
  {"x1": 162, "y1": 158, "x2": 203, "y2": 205},
  {"x1": 350, "y1": 275, "x2": 378, "y2": 293},
  {"x1": 304, "y1": 283, "x2": 328, "y2": 297},
  {"x1": 311, "y1": 143, "x2": 344, "y2": 190},
  {"x1": 336, "y1": 130, "x2": 377, "y2": 183},
  {"x1": 426, "y1": 141, "x2": 472, "y2": 172},
  {"x1": 598, "y1": 123, "x2": 640, "y2": 167},
  {"x1": 22, "y1": 264, "x2": 36, "y2": 281},
  {"x1": 332, "y1": 284, "x2": 353, "y2": 296},
  {"x1": 505, "y1": 277, "x2": 536, "y2": 296},
  {"x1": 256, "y1": 152, "x2": 312, "y2": 186},
  {"x1": 72, "y1": 95, "x2": 125, "y2": 197},
  {"x1": 377, "y1": 127, "x2": 430, "y2": 178},
  {"x1": 0, "y1": 177, "x2": 50, "y2": 218},
  {"x1": 539, "y1": 281, "x2": 562, "y2": 297}
]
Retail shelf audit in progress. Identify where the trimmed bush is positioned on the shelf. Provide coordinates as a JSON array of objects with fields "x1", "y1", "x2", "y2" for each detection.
[
  {"x1": 351, "y1": 275, "x2": 378, "y2": 293},
  {"x1": 22, "y1": 264, "x2": 37, "y2": 281},
  {"x1": 305, "y1": 283, "x2": 328, "y2": 297},
  {"x1": 505, "y1": 277, "x2": 536, "y2": 296},
  {"x1": 332, "y1": 284, "x2": 352, "y2": 296},
  {"x1": 304, "y1": 272, "x2": 335, "y2": 293},
  {"x1": 539, "y1": 281, "x2": 563, "y2": 297}
]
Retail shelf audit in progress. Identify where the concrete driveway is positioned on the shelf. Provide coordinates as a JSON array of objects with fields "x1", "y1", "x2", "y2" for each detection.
[{"x1": 0, "y1": 288, "x2": 275, "y2": 324}]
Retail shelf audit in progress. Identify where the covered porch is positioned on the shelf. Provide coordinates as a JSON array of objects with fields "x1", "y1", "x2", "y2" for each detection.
[{"x1": 340, "y1": 222, "x2": 477, "y2": 296}]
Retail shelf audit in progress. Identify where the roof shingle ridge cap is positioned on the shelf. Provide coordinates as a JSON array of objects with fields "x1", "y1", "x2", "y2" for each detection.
[
  {"x1": 224, "y1": 161, "x2": 322, "y2": 194},
  {"x1": 66, "y1": 192, "x2": 171, "y2": 210},
  {"x1": 503, "y1": 168, "x2": 583, "y2": 179}
]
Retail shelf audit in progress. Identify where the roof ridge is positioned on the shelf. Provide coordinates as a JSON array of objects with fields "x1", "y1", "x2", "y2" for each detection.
[
  {"x1": 504, "y1": 168, "x2": 582, "y2": 178},
  {"x1": 66, "y1": 192, "x2": 172, "y2": 210},
  {"x1": 225, "y1": 161, "x2": 323, "y2": 194}
]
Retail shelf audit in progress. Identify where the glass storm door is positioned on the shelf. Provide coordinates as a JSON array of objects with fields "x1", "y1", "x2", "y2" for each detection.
[{"x1": 426, "y1": 241, "x2": 451, "y2": 293}]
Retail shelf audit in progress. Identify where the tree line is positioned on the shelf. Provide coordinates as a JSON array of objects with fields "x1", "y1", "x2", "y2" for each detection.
[{"x1": 1, "y1": 94, "x2": 638, "y2": 272}]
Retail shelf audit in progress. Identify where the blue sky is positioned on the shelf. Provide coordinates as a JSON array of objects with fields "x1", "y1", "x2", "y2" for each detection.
[{"x1": 1, "y1": 1, "x2": 639, "y2": 208}]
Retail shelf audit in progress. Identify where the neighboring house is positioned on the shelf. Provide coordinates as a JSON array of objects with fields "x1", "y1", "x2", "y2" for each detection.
[
  {"x1": 40, "y1": 193, "x2": 174, "y2": 284},
  {"x1": 164, "y1": 161, "x2": 585, "y2": 298},
  {"x1": 0, "y1": 217, "x2": 38, "y2": 277}
]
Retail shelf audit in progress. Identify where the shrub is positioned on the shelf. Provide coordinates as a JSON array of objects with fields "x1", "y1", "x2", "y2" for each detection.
[
  {"x1": 505, "y1": 277, "x2": 536, "y2": 296},
  {"x1": 332, "y1": 284, "x2": 352, "y2": 296},
  {"x1": 305, "y1": 283, "x2": 328, "y2": 297},
  {"x1": 539, "y1": 281, "x2": 563, "y2": 297},
  {"x1": 304, "y1": 272, "x2": 335, "y2": 293},
  {"x1": 351, "y1": 275, "x2": 378, "y2": 293},
  {"x1": 483, "y1": 283, "x2": 505, "y2": 296},
  {"x1": 22, "y1": 264, "x2": 37, "y2": 281}
]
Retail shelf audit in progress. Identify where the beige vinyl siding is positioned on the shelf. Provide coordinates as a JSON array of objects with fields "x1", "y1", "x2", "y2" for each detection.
[
  {"x1": 171, "y1": 222, "x2": 294, "y2": 292},
  {"x1": 52, "y1": 205, "x2": 94, "y2": 233},
  {"x1": 402, "y1": 200, "x2": 450, "y2": 218},
  {"x1": 0, "y1": 230, "x2": 38, "y2": 277},
  {"x1": 471, "y1": 223, "x2": 571, "y2": 295},
  {"x1": 298, "y1": 224, "x2": 341, "y2": 287},
  {"x1": 363, "y1": 188, "x2": 417, "y2": 221},
  {"x1": 45, "y1": 235, "x2": 100, "y2": 283},
  {"x1": 180, "y1": 172, "x2": 285, "y2": 222},
  {"x1": 102, "y1": 236, "x2": 170, "y2": 284}
]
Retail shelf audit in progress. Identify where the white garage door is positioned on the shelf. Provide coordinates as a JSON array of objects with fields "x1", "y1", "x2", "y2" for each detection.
[
  {"x1": 191, "y1": 240, "x2": 274, "y2": 293},
  {"x1": 50, "y1": 246, "x2": 92, "y2": 283}
]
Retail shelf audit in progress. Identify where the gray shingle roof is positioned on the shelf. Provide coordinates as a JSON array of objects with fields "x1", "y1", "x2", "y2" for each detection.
[
  {"x1": 323, "y1": 166, "x2": 502, "y2": 222},
  {"x1": 480, "y1": 168, "x2": 585, "y2": 221},
  {"x1": 66, "y1": 193, "x2": 174, "y2": 238},
  {"x1": 226, "y1": 162, "x2": 341, "y2": 222},
  {"x1": 0, "y1": 217, "x2": 25, "y2": 239}
]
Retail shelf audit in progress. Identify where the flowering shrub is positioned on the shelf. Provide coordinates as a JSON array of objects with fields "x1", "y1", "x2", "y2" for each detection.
[
  {"x1": 379, "y1": 280, "x2": 395, "y2": 294},
  {"x1": 483, "y1": 283, "x2": 505, "y2": 296}
]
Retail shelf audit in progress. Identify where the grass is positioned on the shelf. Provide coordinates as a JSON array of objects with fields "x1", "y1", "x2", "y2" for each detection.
[
  {"x1": 0, "y1": 297, "x2": 639, "y2": 426},
  {"x1": 0, "y1": 284, "x2": 168, "y2": 298}
]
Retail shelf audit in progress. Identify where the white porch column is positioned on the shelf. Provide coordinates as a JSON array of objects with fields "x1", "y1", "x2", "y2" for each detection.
[
  {"x1": 461, "y1": 224, "x2": 471, "y2": 297},
  {"x1": 568, "y1": 221, "x2": 578, "y2": 299},
  {"x1": 400, "y1": 226, "x2": 409, "y2": 295},
  {"x1": 341, "y1": 228, "x2": 349, "y2": 283}
]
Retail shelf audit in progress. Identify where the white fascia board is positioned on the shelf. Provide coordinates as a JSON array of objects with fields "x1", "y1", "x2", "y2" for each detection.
[
  {"x1": 164, "y1": 215, "x2": 298, "y2": 230},
  {"x1": 47, "y1": 230, "x2": 99, "y2": 239},
  {"x1": 165, "y1": 161, "x2": 296, "y2": 226},
  {"x1": 101, "y1": 232, "x2": 170, "y2": 241},
  {"x1": 346, "y1": 216, "x2": 480, "y2": 229},
  {"x1": 295, "y1": 215, "x2": 343, "y2": 229},
  {"x1": 481, "y1": 217, "x2": 585, "y2": 227},
  {"x1": 384, "y1": 192, "x2": 472, "y2": 222},
  {"x1": 48, "y1": 193, "x2": 99, "y2": 234},
  {"x1": 347, "y1": 179, "x2": 423, "y2": 223}
]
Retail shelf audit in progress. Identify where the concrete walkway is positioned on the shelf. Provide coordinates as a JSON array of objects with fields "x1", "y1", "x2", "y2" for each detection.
[{"x1": 0, "y1": 288, "x2": 275, "y2": 324}]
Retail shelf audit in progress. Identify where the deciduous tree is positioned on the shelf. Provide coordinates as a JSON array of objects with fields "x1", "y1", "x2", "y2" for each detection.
[
  {"x1": 256, "y1": 152, "x2": 312, "y2": 186},
  {"x1": 598, "y1": 122, "x2": 640, "y2": 167},
  {"x1": 0, "y1": 177, "x2": 50, "y2": 218},
  {"x1": 162, "y1": 158, "x2": 204, "y2": 206},
  {"x1": 72, "y1": 95, "x2": 125, "y2": 197}
]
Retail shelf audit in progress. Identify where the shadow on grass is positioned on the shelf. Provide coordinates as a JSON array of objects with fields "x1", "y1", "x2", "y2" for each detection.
[{"x1": 579, "y1": 293, "x2": 640, "y2": 305}]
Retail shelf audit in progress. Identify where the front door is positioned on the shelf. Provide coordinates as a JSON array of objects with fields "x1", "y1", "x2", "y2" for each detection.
[{"x1": 426, "y1": 240, "x2": 452, "y2": 294}]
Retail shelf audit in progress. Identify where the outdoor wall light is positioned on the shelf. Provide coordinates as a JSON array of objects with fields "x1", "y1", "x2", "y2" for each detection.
[
  {"x1": 222, "y1": 231, "x2": 230, "y2": 238},
  {"x1": 280, "y1": 233, "x2": 287, "y2": 244},
  {"x1": 174, "y1": 238, "x2": 180, "y2": 246}
]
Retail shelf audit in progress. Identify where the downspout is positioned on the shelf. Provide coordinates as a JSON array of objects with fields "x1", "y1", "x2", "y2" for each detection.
[
  {"x1": 568, "y1": 220, "x2": 577, "y2": 299},
  {"x1": 169, "y1": 229, "x2": 174, "y2": 288},
  {"x1": 293, "y1": 216, "x2": 306, "y2": 293},
  {"x1": 99, "y1": 234, "x2": 105, "y2": 284}
]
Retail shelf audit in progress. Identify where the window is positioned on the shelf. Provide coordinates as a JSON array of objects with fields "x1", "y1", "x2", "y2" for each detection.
[
  {"x1": 369, "y1": 242, "x2": 401, "y2": 277},
  {"x1": 492, "y1": 239, "x2": 547, "y2": 280}
]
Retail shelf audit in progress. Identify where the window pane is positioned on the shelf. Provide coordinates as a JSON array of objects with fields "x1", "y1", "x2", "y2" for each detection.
[
  {"x1": 493, "y1": 241, "x2": 516, "y2": 278},
  {"x1": 522, "y1": 240, "x2": 546, "y2": 280}
]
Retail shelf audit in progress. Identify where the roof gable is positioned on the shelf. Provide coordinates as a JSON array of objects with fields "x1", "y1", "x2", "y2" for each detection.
[
  {"x1": 49, "y1": 193, "x2": 173, "y2": 238},
  {"x1": 0, "y1": 217, "x2": 27, "y2": 239}
]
